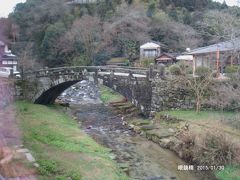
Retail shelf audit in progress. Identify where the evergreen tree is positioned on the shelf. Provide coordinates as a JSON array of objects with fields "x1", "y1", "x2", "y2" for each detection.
[{"x1": 221, "y1": 0, "x2": 228, "y2": 9}]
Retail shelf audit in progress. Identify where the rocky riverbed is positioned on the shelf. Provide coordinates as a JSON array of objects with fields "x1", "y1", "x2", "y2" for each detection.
[{"x1": 58, "y1": 81, "x2": 205, "y2": 180}]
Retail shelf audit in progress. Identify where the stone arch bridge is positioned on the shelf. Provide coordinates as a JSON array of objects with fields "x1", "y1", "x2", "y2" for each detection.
[{"x1": 15, "y1": 66, "x2": 164, "y2": 116}]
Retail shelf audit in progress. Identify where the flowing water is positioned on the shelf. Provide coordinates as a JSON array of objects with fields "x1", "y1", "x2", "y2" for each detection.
[{"x1": 60, "y1": 81, "x2": 203, "y2": 180}]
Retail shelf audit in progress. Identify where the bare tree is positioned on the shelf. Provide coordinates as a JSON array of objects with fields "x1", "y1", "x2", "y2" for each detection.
[
  {"x1": 200, "y1": 10, "x2": 240, "y2": 63},
  {"x1": 68, "y1": 16, "x2": 102, "y2": 65},
  {"x1": 180, "y1": 68, "x2": 214, "y2": 113},
  {"x1": 18, "y1": 43, "x2": 40, "y2": 73},
  {"x1": 200, "y1": 10, "x2": 240, "y2": 40}
]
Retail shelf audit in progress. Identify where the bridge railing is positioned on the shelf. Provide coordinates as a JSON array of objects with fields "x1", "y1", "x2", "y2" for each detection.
[{"x1": 19, "y1": 66, "x2": 149, "y2": 78}]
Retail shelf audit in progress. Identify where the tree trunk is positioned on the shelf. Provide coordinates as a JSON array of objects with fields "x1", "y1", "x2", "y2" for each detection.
[{"x1": 196, "y1": 96, "x2": 201, "y2": 113}]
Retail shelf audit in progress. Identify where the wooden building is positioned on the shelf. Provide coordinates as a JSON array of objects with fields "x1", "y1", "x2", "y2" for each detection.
[{"x1": 155, "y1": 53, "x2": 176, "y2": 65}]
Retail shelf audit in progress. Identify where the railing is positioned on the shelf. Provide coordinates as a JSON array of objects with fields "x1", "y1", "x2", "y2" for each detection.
[
  {"x1": 15, "y1": 64, "x2": 167, "y2": 80},
  {"x1": 19, "y1": 66, "x2": 149, "y2": 78}
]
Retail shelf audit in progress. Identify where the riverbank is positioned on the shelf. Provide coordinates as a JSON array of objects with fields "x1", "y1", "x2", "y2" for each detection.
[
  {"x1": 159, "y1": 110, "x2": 240, "y2": 180},
  {"x1": 70, "y1": 88, "x2": 200, "y2": 179},
  {"x1": 99, "y1": 85, "x2": 240, "y2": 179},
  {"x1": 16, "y1": 101, "x2": 128, "y2": 180},
  {"x1": 99, "y1": 85, "x2": 124, "y2": 104},
  {"x1": 0, "y1": 78, "x2": 37, "y2": 179},
  {"x1": 125, "y1": 111, "x2": 240, "y2": 180}
]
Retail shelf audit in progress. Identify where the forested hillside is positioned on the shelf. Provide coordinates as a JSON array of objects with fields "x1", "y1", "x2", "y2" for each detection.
[{"x1": 2, "y1": 0, "x2": 240, "y2": 68}]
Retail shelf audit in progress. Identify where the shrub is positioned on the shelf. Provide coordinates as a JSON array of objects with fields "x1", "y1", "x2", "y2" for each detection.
[
  {"x1": 194, "y1": 132, "x2": 240, "y2": 166},
  {"x1": 178, "y1": 61, "x2": 186, "y2": 70},
  {"x1": 195, "y1": 67, "x2": 211, "y2": 77},
  {"x1": 169, "y1": 64, "x2": 182, "y2": 75},
  {"x1": 177, "y1": 131, "x2": 240, "y2": 166},
  {"x1": 225, "y1": 65, "x2": 239, "y2": 74},
  {"x1": 93, "y1": 51, "x2": 110, "y2": 66},
  {"x1": 140, "y1": 58, "x2": 154, "y2": 68},
  {"x1": 178, "y1": 61, "x2": 191, "y2": 73},
  {"x1": 185, "y1": 66, "x2": 193, "y2": 74}
]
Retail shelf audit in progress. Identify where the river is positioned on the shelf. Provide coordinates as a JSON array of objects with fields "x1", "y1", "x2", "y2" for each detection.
[{"x1": 59, "y1": 81, "x2": 203, "y2": 180}]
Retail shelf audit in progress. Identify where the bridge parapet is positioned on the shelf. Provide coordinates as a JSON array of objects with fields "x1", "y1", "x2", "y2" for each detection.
[{"x1": 20, "y1": 66, "x2": 148, "y2": 78}]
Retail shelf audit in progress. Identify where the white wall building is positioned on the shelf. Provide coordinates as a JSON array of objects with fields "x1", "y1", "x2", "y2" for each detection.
[
  {"x1": 140, "y1": 42, "x2": 161, "y2": 59},
  {"x1": 0, "y1": 41, "x2": 18, "y2": 71}
]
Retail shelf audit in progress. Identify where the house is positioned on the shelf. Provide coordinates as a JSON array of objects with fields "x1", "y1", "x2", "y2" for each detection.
[
  {"x1": 140, "y1": 42, "x2": 161, "y2": 59},
  {"x1": 187, "y1": 39, "x2": 240, "y2": 74},
  {"x1": 155, "y1": 53, "x2": 176, "y2": 65},
  {"x1": 0, "y1": 41, "x2": 18, "y2": 71}
]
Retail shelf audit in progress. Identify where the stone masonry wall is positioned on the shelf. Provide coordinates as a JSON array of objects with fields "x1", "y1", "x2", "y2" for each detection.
[
  {"x1": 101, "y1": 75, "x2": 152, "y2": 116},
  {"x1": 151, "y1": 78, "x2": 195, "y2": 112},
  {"x1": 151, "y1": 77, "x2": 240, "y2": 113}
]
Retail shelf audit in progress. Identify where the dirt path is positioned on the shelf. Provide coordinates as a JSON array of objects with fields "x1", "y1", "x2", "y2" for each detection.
[{"x1": 0, "y1": 78, "x2": 37, "y2": 180}]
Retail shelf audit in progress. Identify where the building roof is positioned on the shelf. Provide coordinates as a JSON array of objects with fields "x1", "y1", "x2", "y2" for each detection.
[
  {"x1": 140, "y1": 42, "x2": 161, "y2": 49},
  {"x1": 1, "y1": 50, "x2": 17, "y2": 61},
  {"x1": 187, "y1": 38, "x2": 240, "y2": 55},
  {"x1": 156, "y1": 53, "x2": 176, "y2": 60},
  {"x1": 176, "y1": 55, "x2": 193, "y2": 61}
]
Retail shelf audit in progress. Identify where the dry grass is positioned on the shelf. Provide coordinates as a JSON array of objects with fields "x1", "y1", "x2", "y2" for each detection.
[
  {"x1": 157, "y1": 110, "x2": 240, "y2": 179},
  {"x1": 177, "y1": 130, "x2": 240, "y2": 166},
  {"x1": 195, "y1": 132, "x2": 240, "y2": 166},
  {"x1": 175, "y1": 130, "x2": 240, "y2": 179}
]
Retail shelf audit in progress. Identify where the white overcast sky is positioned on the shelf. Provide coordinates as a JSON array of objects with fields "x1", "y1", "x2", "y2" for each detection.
[
  {"x1": 0, "y1": 0, "x2": 26, "y2": 17},
  {"x1": 0, "y1": 0, "x2": 239, "y2": 18}
]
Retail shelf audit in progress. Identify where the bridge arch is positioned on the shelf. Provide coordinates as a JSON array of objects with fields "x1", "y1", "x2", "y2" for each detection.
[
  {"x1": 15, "y1": 66, "x2": 153, "y2": 116},
  {"x1": 34, "y1": 80, "x2": 80, "y2": 104}
]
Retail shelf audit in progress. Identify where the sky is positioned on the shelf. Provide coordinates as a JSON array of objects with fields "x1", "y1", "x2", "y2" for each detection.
[
  {"x1": 0, "y1": 0, "x2": 239, "y2": 18},
  {"x1": 216, "y1": 0, "x2": 238, "y2": 6},
  {"x1": 0, "y1": 0, "x2": 26, "y2": 17}
]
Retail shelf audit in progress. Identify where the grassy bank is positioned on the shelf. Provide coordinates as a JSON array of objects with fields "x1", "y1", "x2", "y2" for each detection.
[
  {"x1": 16, "y1": 101, "x2": 128, "y2": 180},
  {"x1": 216, "y1": 165, "x2": 240, "y2": 180},
  {"x1": 161, "y1": 110, "x2": 236, "y2": 122},
  {"x1": 99, "y1": 85, "x2": 124, "y2": 104},
  {"x1": 160, "y1": 110, "x2": 240, "y2": 136},
  {"x1": 158, "y1": 110, "x2": 240, "y2": 180}
]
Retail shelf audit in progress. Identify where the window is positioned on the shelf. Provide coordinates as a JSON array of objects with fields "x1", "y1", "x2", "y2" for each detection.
[{"x1": 144, "y1": 49, "x2": 157, "y2": 57}]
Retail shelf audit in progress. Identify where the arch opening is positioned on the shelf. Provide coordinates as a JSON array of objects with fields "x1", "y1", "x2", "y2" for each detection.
[{"x1": 34, "y1": 80, "x2": 80, "y2": 104}]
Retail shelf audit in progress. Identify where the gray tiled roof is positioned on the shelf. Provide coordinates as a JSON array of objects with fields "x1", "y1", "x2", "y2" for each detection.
[{"x1": 187, "y1": 38, "x2": 240, "y2": 55}]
